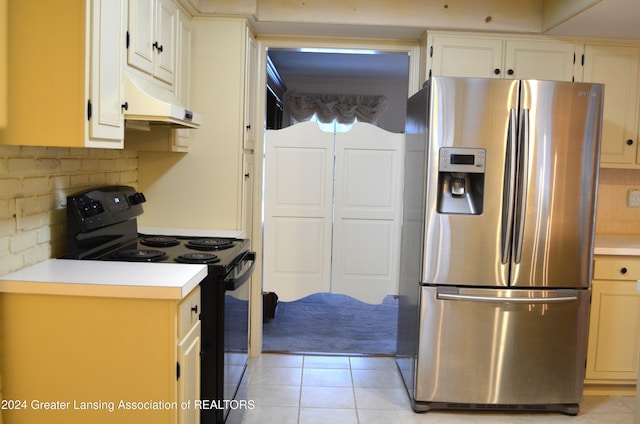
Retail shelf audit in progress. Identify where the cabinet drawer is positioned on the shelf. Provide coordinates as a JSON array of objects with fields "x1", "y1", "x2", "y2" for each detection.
[
  {"x1": 178, "y1": 286, "x2": 201, "y2": 339},
  {"x1": 593, "y1": 257, "x2": 640, "y2": 280}
]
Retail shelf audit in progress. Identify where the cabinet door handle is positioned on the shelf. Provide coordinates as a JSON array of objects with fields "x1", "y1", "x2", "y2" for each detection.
[
  {"x1": 153, "y1": 41, "x2": 163, "y2": 53},
  {"x1": 507, "y1": 69, "x2": 514, "y2": 75},
  {"x1": 627, "y1": 139, "x2": 634, "y2": 146},
  {"x1": 121, "y1": 102, "x2": 129, "y2": 111},
  {"x1": 191, "y1": 305, "x2": 198, "y2": 314},
  {"x1": 620, "y1": 267, "x2": 628, "y2": 274},
  {"x1": 494, "y1": 68, "x2": 501, "y2": 75}
]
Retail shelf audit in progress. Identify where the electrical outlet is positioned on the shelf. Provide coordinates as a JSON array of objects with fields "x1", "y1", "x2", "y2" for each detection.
[{"x1": 627, "y1": 189, "x2": 640, "y2": 208}]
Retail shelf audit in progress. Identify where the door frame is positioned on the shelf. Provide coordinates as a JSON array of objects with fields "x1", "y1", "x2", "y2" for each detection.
[{"x1": 249, "y1": 35, "x2": 422, "y2": 356}]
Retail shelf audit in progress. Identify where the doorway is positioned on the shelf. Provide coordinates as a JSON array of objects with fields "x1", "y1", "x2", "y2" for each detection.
[{"x1": 251, "y1": 41, "x2": 420, "y2": 356}]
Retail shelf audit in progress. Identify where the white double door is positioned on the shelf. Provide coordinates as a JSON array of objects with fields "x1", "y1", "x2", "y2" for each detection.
[{"x1": 263, "y1": 122, "x2": 405, "y2": 304}]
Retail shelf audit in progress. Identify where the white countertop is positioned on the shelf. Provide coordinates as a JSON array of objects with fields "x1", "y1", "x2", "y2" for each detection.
[
  {"x1": 0, "y1": 259, "x2": 207, "y2": 300},
  {"x1": 594, "y1": 234, "x2": 640, "y2": 256}
]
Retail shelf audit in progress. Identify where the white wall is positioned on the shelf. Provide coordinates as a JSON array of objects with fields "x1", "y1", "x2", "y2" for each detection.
[{"x1": 137, "y1": 17, "x2": 247, "y2": 231}]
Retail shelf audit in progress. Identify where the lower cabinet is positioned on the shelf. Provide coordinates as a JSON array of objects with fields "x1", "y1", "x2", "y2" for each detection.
[
  {"x1": 585, "y1": 257, "x2": 640, "y2": 390},
  {"x1": 0, "y1": 286, "x2": 201, "y2": 424}
]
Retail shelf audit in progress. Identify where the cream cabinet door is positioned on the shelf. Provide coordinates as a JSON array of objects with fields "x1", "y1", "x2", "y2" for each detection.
[
  {"x1": 154, "y1": 0, "x2": 177, "y2": 86},
  {"x1": 178, "y1": 321, "x2": 201, "y2": 424},
  {"x1": 244, "y1": 28, "x2": 257, "y2": 150},
  {"x1": 173, "y1": 9, "x2": 192, "y2": 151},
  {"x1": 127, "y1": 0, "x2": 177, "y2": 87},
  {"x1": 242, "y1": 153, "x2": 254, "y2": 238},
  {"x1": 88, "y1": 0, "x2": 126, "y2": 144},
  {"x1": 586, "y1": 280, "x2": 640, "y2": 382},
  {"x1": 581, "y1": 45, "x2": 640, "y2": 166},
  {"x1": 429, "y1": 35, "x2": 503, "y2": 78},
  {"x1": 128, "y1": 0, "x2": 155, "y2": 75},
  {"x1": 504, "y1": 39, "x2": 575, "y2": 81}
]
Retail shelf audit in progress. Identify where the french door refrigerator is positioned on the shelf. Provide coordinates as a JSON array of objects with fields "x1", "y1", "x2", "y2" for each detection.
[{"x1": 396, "y1": 76, "x2": 603, "y2": 415}]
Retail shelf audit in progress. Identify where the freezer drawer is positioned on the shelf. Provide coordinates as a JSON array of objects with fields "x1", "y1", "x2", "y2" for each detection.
[{"x1": 413, "y1": 286, "x2": 590, "y2": 414}]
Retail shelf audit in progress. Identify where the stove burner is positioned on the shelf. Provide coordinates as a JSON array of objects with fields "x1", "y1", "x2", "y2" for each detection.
[
  {"x1": 186, "y1": 238, "x2": 234, "y2": 251},
  {"x1": 115, "y1": 249, "x2": 168, "y2": 262},
  {"x1": 140, "y1": 236, "x2": 180, "y2": 247},
  {"x1": 175, "y1": 252, "x2": 221, "y2": 264}
]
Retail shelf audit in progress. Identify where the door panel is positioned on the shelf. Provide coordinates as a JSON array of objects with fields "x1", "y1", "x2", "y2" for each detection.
[
  {"x1": 422, "y1": 77, "x2": 518, "y2": 287},
  {"x1": 505, "y1": 40, "x2": 575, "y2": 81},
  {"x1": 430, "y1": 36, "x2": 503, "y2": 78},
  {"x1": 332, "y1": 123, "x2": 404, "y2": 304},
  {"x1": 511, "y1": 80, "x2": 602, "y2": 288},
  {"x1": 263, "y1": 123, "x2": 334, "y2": 301},
  {"x1": 415, "y1": 286, "x2": 589, "y2": 405}
]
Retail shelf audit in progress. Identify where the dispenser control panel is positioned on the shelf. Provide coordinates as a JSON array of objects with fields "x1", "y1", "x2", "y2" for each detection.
[{"x1": 439, "y1": 148, "x2": 486, "y2": 173}]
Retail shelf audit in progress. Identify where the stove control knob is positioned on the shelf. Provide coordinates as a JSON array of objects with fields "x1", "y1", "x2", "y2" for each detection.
[{"x1": 128, "y1": 192, "x2": 146, "y2": 205}]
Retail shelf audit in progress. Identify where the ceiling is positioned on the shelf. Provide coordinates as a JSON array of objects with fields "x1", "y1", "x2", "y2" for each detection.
[
  {"x1": 546, "y1": 0, "x2": 640, "y2": 40},
  {"x1": 267, "y1": 50, "x2": 411, "y2": 82},
  {"x1": 266, "y1": 0, "x2": 640, "y2": 85}
]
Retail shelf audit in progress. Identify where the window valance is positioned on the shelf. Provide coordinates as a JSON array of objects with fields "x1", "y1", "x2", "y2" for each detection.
[{"x1": 283, "y1": 91, "x2": 389, "y2": 125}]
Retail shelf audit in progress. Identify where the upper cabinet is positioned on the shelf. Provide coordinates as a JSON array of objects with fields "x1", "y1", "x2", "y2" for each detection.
[
  {"x1": 579, "y1": 44, "x2": 640, "y2": 168},
  {"x1": 3, "y1": 0, "x2": 126, "y2": 148},
  {"x1": 426, "y1": 32, "x2": 575, "y2": 82},
  {"x1": 125, "y1": 5, "x2": 192, "y2": 152},
  {"x1": 128, "y1": 0, "x2": 178, "y2": 89}
]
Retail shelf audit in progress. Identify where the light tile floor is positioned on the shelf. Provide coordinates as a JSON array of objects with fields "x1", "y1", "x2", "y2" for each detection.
[{"x1": 229, "y1": 353, "x2": 636, "y2": 424}]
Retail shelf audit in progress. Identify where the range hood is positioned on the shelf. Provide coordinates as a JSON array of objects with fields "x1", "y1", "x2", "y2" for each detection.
[{"x1": 124, "y1": 72, "x2": 202, "y2": 129}]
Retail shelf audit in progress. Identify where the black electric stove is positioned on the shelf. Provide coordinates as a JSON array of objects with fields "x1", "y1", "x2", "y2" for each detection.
[{"x1": 65, "y1": 185, "x2": 253, "y2": 424}]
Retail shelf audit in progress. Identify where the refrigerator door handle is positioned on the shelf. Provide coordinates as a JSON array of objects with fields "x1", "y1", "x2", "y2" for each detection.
[
  {"x1": 437, "y1": 291, "x2": 578, "y2": 304},
  {"x1": 501, "y1": 108, "x2": 518, "y2": 264},
  {"x1": 513, "y1": 108, "x2": 530, "y2": 264}
]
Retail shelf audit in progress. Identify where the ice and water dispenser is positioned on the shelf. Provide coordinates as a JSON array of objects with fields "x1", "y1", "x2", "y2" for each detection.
[{"x1": 437, "y1": 147, "x2": 486, "y2": 215}]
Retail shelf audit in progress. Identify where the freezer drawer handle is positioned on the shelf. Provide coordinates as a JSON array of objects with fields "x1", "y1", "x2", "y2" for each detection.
[{"x1": 437, "y1": 292, "x2": 577, "y2": 304}]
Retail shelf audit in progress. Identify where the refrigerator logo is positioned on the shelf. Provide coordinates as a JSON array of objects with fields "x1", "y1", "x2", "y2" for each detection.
[{"x1": 578, "y1": 91, "x2": 597, "y2": 97}]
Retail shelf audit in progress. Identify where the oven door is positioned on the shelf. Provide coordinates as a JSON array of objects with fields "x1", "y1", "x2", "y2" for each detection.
[{"x1": 222, "y1": 251, "x2": 255, "y2": 422}]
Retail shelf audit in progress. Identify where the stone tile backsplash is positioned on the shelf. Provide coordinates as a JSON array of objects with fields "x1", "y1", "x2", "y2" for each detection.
[{"x1": 0, "y1": 145, "x2": 137, "y2": 276}]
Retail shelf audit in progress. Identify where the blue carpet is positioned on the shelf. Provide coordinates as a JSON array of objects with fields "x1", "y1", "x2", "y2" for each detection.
[{"x1": 262, "y1": 292, "x2": 398, "y2": 355}]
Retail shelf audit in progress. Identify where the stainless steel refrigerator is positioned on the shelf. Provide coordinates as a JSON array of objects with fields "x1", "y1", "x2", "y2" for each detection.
[{"x1": 396, "y1": 77, "x2": 603, "y2": 415}]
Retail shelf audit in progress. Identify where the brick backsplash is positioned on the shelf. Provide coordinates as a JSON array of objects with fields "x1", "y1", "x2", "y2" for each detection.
[{"x1": 0, "y1": 145, "x2": 137, "y2": 276}]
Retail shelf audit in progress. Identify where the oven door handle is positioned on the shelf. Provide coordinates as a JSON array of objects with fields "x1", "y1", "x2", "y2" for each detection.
[{"x1": 224, "y1": 251, "x2": 256, "y2": 291}]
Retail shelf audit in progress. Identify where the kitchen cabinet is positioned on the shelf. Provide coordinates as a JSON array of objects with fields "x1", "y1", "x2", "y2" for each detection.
[
  {"x1": 243, "y1": 28, "x2": 257, "y2": 150},
  {"x1": 426, "y1": 32, "x2": 575, "y2": 81},
  {"x1": 125, "y1": 8, "x2": 192, "y2": 152},
  {"x1": 173, "y1": 9, "x2": 193, "y2": 151},
  {"x1": 0, "y1": 284, "x2": 201, "y2": 424},
  {"x1": 585, "y1": 256, "x2": 640, "y2": 389},
  {"x1": 177, "y1": 287, "x2": 201, "y2": 424},
  {"x1": 579, "y1": 44, "x2": 640, "y2": 168},
  {"x1": 128, "y1": 0, "x2": 178, "y2": 88},
  {"x1": 242, "y1": 153, "x2": 255, "y2": 238},
  {"x1": 3, "y1": 0, "x2": 125, "y2": 148}
]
